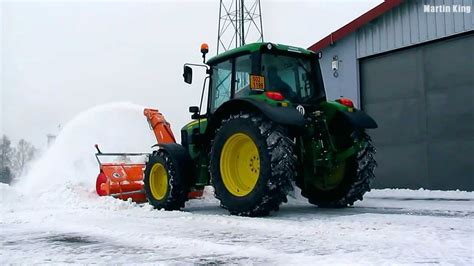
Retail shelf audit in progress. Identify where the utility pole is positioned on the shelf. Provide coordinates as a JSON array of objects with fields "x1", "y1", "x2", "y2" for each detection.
[{"x1": 217, "y1": 0, "x2": 264, "y2": 54}]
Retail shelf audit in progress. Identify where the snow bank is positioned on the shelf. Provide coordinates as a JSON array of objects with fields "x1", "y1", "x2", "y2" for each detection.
[
  {"x1": 366, "y1": 188, "x2": 474, "y2": 200},
  {"x1": 0, "y1": 183, "x2": 23, "y2": 204},
  {"x1": 15, "y1": 102, "x2": 157, "y2": 196}
]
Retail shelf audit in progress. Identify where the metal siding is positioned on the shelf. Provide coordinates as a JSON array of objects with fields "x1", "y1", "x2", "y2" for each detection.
[
  {"x1": 394, "y1": 7, "x2": 404, "y2": 47},
  {"x1": 381, "y1": 13, "x2": 389, "y2": 51},
  {"x1": 410, "y1": 1, "x2": 420, "y2": 43},
  {"x1": 445, "y1": 0, "x2": 456, "y2": 34},
  {"x1": 366, "y1": 27, "x2": 374, "y2": 56},
  {"x1": 356, "y1": 0, "x2": 473, "y2": 58},
  {"x1": 402, "y1": 3, "x2": 412, "y2": 45},
  {"x1": 472, "y1": 0, "x2": 474, "y2": 25},
  {"x1": 418, "y1": 1, "x2": 429, "y2": 41},
  {"x1": 357, "y1": 30, "x2": 364, "y2": 58},
  {"x1": 435, "y1": 1, "x2": 446, "y2": 37},
  {"x1": 454, "y1": 0, "x2": 466, "y2": 31},
  {"x1": 467, "y1": 0, "x2": 474, "y2": 27},
  {"x1": 373, "y1": 21, "x2": 381, "y2": 54},
  {"x1": 386, "y1": 11, "x2": 396, "y2": 50}
]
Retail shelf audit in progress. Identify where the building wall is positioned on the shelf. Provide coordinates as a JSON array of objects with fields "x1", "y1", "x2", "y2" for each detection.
[
  {"x1": 319, "y1": 33, "x2": 361, "y2": 107},
  {"x1": 319, "y1": 0, "x2": 473, "y2": 106},
  {"x1": 317, "y1": 0, "x2": 474, "y2": 190}
]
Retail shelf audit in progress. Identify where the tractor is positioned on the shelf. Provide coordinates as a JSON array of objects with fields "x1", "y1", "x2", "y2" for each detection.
[{"x1": 139, "y1": 42, "x2": 377, "y2": 216}]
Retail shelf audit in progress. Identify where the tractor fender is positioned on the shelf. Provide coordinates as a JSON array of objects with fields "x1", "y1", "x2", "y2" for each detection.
[
  {"x1": 338, "y1": 109, "x2": 378, "y2": 129},
  {"x1": 207, "y1": 98, "x2": 305, "y2": 136},
  {"x1": 150, "y1": 143, "x2": 196, "y2": 184}
]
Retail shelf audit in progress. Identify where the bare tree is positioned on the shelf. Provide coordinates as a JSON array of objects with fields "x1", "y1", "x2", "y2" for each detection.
[
  {"x1": 0, "y1": 167, "x2": 13, "y2": 184},
  {"x1": 12, "y1": 139, "x2": 37, "y2": 177},
  {"x1": 0, "y1": 135, "x2": 14, "y2": 184}
]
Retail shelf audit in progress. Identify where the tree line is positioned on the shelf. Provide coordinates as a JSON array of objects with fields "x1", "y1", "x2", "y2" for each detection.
[{"x1": 0, "y1": 135, "x2": 38, "y2": 184}]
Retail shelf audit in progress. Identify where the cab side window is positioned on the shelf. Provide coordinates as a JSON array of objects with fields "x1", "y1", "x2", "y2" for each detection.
[
  {"x1": 210, "y1": 60, "x2": 232, "y2": 111},
  {"x1": 234, "y1": 55, "x2": 252, "y2": 98}
]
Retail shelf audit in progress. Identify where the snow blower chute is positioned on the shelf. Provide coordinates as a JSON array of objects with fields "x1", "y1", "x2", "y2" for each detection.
[{"x1": 94, "y1": 108, "x2": 202, "y2": 203}]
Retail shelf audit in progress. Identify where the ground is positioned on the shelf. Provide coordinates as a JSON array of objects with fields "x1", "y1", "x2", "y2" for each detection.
[
  {"x1": 1, "y1": 103, "x2": 472, "y2": 264},
  {"x1": 1, "y1": 185, "x2": 473, "y2": 264}
]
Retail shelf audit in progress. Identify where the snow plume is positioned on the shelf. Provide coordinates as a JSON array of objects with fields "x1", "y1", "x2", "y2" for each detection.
[{"x1": 15, "y1": 102, "x2": 157, "y2": 196}]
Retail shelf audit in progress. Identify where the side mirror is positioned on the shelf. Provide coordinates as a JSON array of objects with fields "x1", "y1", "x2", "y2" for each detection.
[
  {"x1": 189, "y1": 106, "x2": 200, "y2": 119},
  {"x1": 183, "y1": 66, "x2": 193, "y2": 84},
  {"x1": 189, "y1": 106, "x2": 199, "y2": 113}
]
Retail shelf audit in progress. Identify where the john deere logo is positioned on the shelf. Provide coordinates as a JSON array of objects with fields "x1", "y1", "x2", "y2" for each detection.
[{"x1": 296, "y1": 105, "x2": 305, "y2": 115}]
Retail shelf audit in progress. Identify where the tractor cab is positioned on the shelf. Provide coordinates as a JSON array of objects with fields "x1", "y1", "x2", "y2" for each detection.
[
  {"x1": 184, "y1": 42, "x2": 326, "y2": 116},
  {"x1": 206, "y1": 43, "x2": 326, "y2": 112}
]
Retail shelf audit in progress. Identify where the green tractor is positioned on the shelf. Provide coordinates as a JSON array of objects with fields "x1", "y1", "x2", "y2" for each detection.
[{"x1": 143, "y1": 42, "x2": 377, "y2": 216}]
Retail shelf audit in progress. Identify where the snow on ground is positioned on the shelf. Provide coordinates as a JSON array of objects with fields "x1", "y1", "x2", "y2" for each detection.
[{"x1": 1, "y1": 103, "x2": 473, "y2": 264}]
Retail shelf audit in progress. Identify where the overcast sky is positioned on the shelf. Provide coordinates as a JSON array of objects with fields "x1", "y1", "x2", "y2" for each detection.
[{"x1": 1, "y1": 0, "x2": 381, "y2": 148}]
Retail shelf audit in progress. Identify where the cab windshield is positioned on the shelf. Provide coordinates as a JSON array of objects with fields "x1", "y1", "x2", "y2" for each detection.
[
  {"x1": 209, "y1": 51, "x2": 325, "y2": 112},
  {"x1": 261, "y1": 53, "x2": 324, "y2": 103}
]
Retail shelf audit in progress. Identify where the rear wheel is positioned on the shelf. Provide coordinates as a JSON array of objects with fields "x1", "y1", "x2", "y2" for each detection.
[
  {"x1": 144, "y1": 150, "x2": 188, "y2": 210},
  {"x1": 299, "y1": 133, "x2": 376, "y2": 207},
  {"x1": 210, "y1": 113, "x2": 296, "y2": 216}
]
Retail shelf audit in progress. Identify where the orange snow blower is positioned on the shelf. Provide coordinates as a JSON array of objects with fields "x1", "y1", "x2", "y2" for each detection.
[{"x1": 94, "y1": 108, "x2": 202, "y2": 203}]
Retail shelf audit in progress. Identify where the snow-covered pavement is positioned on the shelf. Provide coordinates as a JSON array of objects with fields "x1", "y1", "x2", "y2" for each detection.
[
  {"x1": 1, "y1": 185, "x2": 473, "y2": 264},
  {"x1": 1, "y1": 103, "x2": 473, "y2": 264}
]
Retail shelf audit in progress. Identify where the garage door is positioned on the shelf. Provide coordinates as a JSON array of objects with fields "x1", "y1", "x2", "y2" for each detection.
[{"x1": 360, "y1": 33, "x2": 474, "y2": 190}]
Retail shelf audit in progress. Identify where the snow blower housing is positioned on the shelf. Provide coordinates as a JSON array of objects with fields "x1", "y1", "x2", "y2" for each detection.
[
  {"x1": 94, "y1": 108, "x2": 202, "y2": 203},
  {"x1": 95, "y1": 148, "x2": 148, "y2": 203},
  {"x1": 95, "y1": 42, "x2": 377, "y2": 216}
]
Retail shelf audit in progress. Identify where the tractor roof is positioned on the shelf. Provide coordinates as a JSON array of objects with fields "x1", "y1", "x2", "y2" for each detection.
[{"x1": 207, "y1": 42, "x2": 314, "y2": 65}]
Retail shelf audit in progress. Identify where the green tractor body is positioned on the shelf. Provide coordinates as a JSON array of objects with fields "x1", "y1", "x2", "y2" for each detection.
[{"x1": 144, "y1": 42, "x2": 377, "y2": 216}]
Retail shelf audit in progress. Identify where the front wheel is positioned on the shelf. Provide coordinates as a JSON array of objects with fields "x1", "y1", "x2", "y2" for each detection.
[
  {"x1": 144, "y1": 150, "x2": 189, "y2": 210},
  {"x1": 210, "y1": 113, "x2": 296, "y2": 216}
]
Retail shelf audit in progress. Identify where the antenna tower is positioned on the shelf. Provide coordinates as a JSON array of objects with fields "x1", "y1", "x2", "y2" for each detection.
[{"x1": 217, "y1": 0, "x2": 264, "y2": 54}]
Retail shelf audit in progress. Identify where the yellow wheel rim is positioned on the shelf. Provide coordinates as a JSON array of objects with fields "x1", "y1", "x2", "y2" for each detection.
[
  {"x1": 220, "y1": 133, "x2": 260, "y2": 197},
  {"x1": 149, "y1": 163, "x2": 168, "y2": 200}
]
